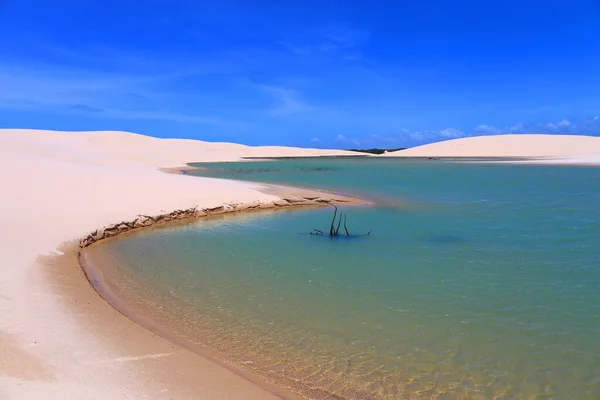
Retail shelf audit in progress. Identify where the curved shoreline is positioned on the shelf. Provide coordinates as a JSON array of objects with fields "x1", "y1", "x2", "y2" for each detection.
[
  {"x1": 75, "y1": 192, "x2": 366, "y2": 399},
  {"x1": 78, "y1": 195, "x2": 359, "y2": 249},
  {"x1": 78, "y1": 216, "x2": 302, "y2": 400}
]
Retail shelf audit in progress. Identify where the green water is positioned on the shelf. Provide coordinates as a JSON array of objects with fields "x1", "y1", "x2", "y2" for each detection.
[{"x1": 90, "y1": 159, "x2": 600, "y2": 399}]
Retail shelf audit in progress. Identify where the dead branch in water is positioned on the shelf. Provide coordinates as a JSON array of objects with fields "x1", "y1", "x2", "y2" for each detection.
[
  {"x1": 310, "y1": 204, "x2": 371, "y2": 238},
  {"x1": 343, "y1": 214, "x2": 349, "y2": 236},
  {"x1": 329, "y1": 205, "x2": 338, "y2": 236}
]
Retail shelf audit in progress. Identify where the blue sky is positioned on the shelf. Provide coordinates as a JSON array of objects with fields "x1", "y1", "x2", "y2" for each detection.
[{"x1": 1, "y1": 0, "x2": 599, "y2": 148}]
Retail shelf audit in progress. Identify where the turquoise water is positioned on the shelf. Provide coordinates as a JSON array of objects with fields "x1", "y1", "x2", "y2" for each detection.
[{"x1": 89, "y1": 159, "x2": 600, "y2": 399}]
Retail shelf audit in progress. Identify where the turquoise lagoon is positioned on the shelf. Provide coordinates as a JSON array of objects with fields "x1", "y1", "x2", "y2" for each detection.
[{"x1": 87, "y1": 158, "x2": 600, "y2": 399}]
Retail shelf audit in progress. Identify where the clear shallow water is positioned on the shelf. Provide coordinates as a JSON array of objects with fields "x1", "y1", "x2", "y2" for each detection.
[{"x1": 89, "y1": 159, "x2": 600, "y2": 399}]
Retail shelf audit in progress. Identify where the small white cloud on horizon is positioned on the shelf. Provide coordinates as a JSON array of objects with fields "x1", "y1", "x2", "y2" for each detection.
[
  {"x1": 557, "y1": 119, "x2": 572, "y2": 129},
  {"x1": 439, "y1": 127, "x2": 465, "y2": 138},
  {"x1": 408, "y1": 131, "x2": 426, "y2": 141},
  {"x1": 509, "y1": 122, "x2": 527, "y2": 132},
  {"x1": 310, "y1": 137, "x2": 320, "y2": 142},
  {"x1": 354, "y1": 117, "x2": 599, "y2": 148},
  {"x1": 502, "y1": 117, "x2": 600, "y2": 135},
  {"x1": 538, "y1": 119, "x2": 573, "y2": 133},
  {"x1": 333, "y1": 133, "x2": 361, "y2": 147},
  {"x1": 400, "y1": 128, "x2": 464, "y2": 142},
  {"x1": 474, "y1": 125, "x2": 500, "y2": 135}
]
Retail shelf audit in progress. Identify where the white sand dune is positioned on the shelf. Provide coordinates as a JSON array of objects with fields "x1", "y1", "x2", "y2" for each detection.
[
  {"x1": 382, "y1": 134, "x2": 600, "y2": 162},
  {"x1": 0, "y1": 129, "x2": 360, "y2": 400}
]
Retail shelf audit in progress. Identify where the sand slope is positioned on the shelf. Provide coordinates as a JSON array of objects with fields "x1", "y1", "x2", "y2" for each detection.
[
  {"x1": 3, "y1": 128, "x2": 359, "y2": 167},
  {"x1": 0, "y1": 129, "x2": 359, "y2": 399},
  {"x1": 383, "y1": 134, "x2": 600, "y2": 160}
]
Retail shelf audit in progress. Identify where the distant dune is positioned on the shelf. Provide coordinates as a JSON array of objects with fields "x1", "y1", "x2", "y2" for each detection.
[
  {"x1": 382, "y1": 134, "x2": 600, "y2": 160},
  {"x1": 2, "y1": 129, "x2": 360, "y2": 169}
]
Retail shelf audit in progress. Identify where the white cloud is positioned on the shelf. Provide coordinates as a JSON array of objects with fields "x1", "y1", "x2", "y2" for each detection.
[
  {"x1": 474, "y1": 125, "x2": 500, "y2": 134},
  {"x1": 576, "y1": 116, "x2": 600, "y2": 134},
  {"x1": 255, "y1": 84, "x2": 312, "y2": 117},
  {"x1": 0, "y1": 63, "x2": 241, "y2": 127},
  {"x1": 509, "y1": 122, "x2": 527, "y2": 132},
  {"x1": 538, "y1": 119, "x2": 573, "y2": 133},
  {"x1": 399, "y1": 128, "x2": 465, "y2": 142},
  {"x1": 310, "y1": 137, "x2": 320, "y2": 142},
  {"x1": 284, "y1": 23, "x2": 370, "y2": 58},
  {"x1": 407, "y1": 131, "x2": 427, "y2": 141},
  {"x1": 509, "y1": 117, "x2": 600, "y2": 135},
  {"x1": 333, "y1": 134, "x2": 361, "y2": 146},
  {"x1": 557, "y1": 119, "x2": 572, "y2": 129},
  {"x1": 438, "y1": 128, "x2": 465, "y2": 138},
  {"x1": 320, "y1": 23, "x2": 371, "y2": 50}
]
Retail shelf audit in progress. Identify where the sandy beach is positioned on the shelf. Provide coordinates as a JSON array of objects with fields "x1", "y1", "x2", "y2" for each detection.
[{"x1": 2, "y1": 129, "x2": 600, "y2": 399}]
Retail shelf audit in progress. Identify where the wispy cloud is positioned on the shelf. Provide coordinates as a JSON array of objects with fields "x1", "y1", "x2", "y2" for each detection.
[
  {"x1": 0, "y1": 62, "x2": 243, "y2": 127},
  {"x1": 360, "y1": 117, "x2": 600, "y2": 147},
  {"x1": 402, "y1": 128, "x2": 464, "y2": 141},
  {"x1": 474, "y1": 125, "x2": 501, "y2": 134},
  {"x1": 439, "y1": 128, "x2": 465, "y2": 138},
  {"x1": 82, "y1": 108, "x2": 243, "y2": 127},
  {"x1": 334, "y1": 133, "x2": 361, "y2": 146},
  {"x1": 506, "y1": 117, "x2": 599, "y2": 135},
  {"x1": 537, "y1": 119, "x2": 572, "y2": 132},
  {"x1": 471, "y1": 117, "x2": 600, "y2": 138},
  {"x1": 254, "y1": 84, "x2": 313, "y2": 116},
  {"x1": 319, "y1": 23, "x2": 371, "y2": 51},
  {"x1": 509, "y1": 122, "x2": 527, "y2": 132},
  {"x1": 281, "y1": 22, "x2": 370, "y2": 60}
]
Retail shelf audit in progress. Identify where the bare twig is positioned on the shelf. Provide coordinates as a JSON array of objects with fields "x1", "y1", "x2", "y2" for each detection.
[
  {"x1": 335, "y1": 211, "x2": 343, "y2": 236},
  {"x1": 343, "y1": 214, "x2": 349, "y2": 236},
  {"x1": 329, "y1": 204, "x2": 338, "y2": 236}
]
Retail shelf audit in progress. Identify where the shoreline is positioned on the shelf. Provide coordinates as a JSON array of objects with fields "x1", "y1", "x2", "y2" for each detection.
[
  {"x1": 42, "y1": 240, "x2": 289, "y2": 400},
  {"x1": 76, "y1": 208, "x2": 340, "y2": 400},
  {"x1": 78, "y1": 216, "x2": 303, "y2": 400},
  {"x1": 78, "y1": 193, "x2": 362, "y2": 249},
  {"x1": 73, "y1": 188, "x2": 366, "y2": 399}
]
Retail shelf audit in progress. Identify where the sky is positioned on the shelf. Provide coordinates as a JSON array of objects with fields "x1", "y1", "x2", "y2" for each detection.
[{"x1": 0, "y1": 0, "x2": 599, "y2": 148}]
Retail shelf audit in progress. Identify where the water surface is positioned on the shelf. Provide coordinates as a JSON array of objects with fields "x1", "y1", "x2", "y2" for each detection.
[{"x1": 89, "y1": 159, "x2": 600, "y2": 399}]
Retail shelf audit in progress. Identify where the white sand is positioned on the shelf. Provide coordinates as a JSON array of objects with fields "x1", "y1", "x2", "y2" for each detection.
[
  {"x1": 0, "y1": 129, "x2": 359, "y2": 399},
  {"x1": 383, "y1": 134, "x2": 600, "y2": 163}
]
